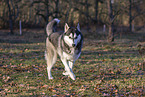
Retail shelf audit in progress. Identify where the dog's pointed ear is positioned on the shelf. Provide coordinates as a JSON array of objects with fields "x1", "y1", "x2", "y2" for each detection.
[
  {"x1": 64, "y1": 23, "x2": 69, "y2": 32},
  {"x1": 77, "y1": 23, "x2": 80, "y2": 32}
]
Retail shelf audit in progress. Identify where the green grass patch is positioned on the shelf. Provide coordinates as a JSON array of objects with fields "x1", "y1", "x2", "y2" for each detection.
[{"x1": 0, "y1": 29, "x2": 145, "y2": 96}]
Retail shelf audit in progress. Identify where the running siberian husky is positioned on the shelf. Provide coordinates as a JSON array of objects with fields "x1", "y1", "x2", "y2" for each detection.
[{"x1": 45, "y1": 19, "x2": 83, "y2": 80}]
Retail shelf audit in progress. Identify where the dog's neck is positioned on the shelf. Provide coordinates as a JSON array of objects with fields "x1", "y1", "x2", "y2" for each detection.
[{"x1": 61, "y1": 34, "x2": 72, "y2": 54}]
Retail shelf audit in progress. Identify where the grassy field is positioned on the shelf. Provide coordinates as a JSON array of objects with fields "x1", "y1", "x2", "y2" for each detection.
[{"x1": 0, "y1": 29, "x2": 145, "y2": 96}]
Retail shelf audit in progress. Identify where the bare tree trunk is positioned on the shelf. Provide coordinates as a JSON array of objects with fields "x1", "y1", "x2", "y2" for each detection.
[
  {"x1": 129, "y1": 0, "x2": 132, "y2": 32},
  {"x1": 45, "y1": 0, "x2": 49, "y2": 24},
  {"x1": 107, "y1": 0, "x2": 114, "y2": 42},
  {"x1": 55, "y1": 0, "x2": 59, "y2": 18},
  {"x1": 7, "y1": 0, "x2": 13, "y2": 34},
  {"x1": 95, "y1": 0, "x2": 99, "y2": 23},
  {"x1": 6, "y1": 0, "x2": 19, "y2": 34},
  {"x1": 65, "y1": 0, "x2": 72, "y2": 23},
  {"x1": 85, "y1": 0, "x2": 89, "y2": 31},
  {"x1": 108, "y1": 25, "x2": 114, "y2": 42}
]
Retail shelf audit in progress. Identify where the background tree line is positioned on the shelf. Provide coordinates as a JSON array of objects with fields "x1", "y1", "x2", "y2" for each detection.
[{"x1": 0, "y1": 0, "x2": 145, "y2": 41}]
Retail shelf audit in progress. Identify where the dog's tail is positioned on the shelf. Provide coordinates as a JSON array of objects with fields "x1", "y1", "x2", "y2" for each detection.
[{"x1": 46, "y1": 18, "x2": 60, "y2": 36}]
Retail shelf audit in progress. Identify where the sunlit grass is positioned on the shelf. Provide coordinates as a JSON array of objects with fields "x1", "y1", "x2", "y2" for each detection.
[{"x1": 0, "y1": 29, "x2": 145, "y2": 96}]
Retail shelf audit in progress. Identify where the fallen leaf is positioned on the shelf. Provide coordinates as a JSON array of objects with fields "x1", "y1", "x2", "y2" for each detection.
[{"x1": 42, "y1": 84, "x2": 48, "y2": 88}]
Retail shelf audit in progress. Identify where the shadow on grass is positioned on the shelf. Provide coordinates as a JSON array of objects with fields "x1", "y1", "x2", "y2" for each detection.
[{"x1": 0, "y1": 29, "x2": 46, "y2": 44}]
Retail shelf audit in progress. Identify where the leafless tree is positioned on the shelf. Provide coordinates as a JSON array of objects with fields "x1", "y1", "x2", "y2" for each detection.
[
  {"x1": 107, "y1": 0, "x2": 114, "y2": 42},
  {"x1": 6, "y1": 0, "x2": 19, "y2": 34},
  {"x1": 129, "y1": 0, "x2": 145, "y2": 32},
  {"x1": 95, "y1": 0, "x2": 103, "y2": 23}
]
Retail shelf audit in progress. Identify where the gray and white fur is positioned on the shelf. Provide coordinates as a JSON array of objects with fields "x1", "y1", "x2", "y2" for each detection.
[{"x1": 45, "y1": 18, "x2": 83, "y2": 80}]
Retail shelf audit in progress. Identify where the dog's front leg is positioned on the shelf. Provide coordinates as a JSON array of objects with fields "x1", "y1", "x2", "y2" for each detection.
[
  {"x1": 69, "y1": 61, "x2": 74, "y2": 69},
  {"x1": 61, "y1": 58, "x2": 76, "y2": 80},
  {"x1": 63, "y1": 61, "x2": 74, "y2": 76}
]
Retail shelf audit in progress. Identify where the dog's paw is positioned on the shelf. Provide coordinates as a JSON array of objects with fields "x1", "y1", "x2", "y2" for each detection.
[
  {"x1": 69, "y1": 73, "x2": 76, "y2": 80},
  {"x1": 48, "y1": 76, "x2": 54, "y2": 80},
  {"x1": 62, "y1": 72, "x2": 69, "y2": 75},
  {"x1": 70, "y1": 75, "x2": 76, "y2": 80},
  {"x1": 63, "y1": 72, "x2": 76, "y2": 80}
]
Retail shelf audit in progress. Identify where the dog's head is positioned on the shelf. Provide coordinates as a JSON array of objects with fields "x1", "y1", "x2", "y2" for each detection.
[{"x1": 63, "y1": 23, "x2": 82, "y2": 48}]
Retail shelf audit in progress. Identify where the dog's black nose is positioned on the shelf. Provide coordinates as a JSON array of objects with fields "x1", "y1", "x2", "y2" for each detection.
[{"x1": 72, "y1": 44, "x2": 75, "y2": 47}]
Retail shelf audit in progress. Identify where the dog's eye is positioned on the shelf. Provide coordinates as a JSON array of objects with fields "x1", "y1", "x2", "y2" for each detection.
[{"x1": 69, "y1": 36, "x2": 71, "y2": 38}]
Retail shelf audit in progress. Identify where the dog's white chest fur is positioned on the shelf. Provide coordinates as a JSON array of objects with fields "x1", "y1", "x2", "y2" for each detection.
[{"x1": 62, "y1": 51, "x2": 81, "y2": 61}]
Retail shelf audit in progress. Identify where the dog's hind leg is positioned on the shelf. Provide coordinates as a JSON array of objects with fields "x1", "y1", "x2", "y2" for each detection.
[
  {"x1": 61, "y1": 58, "x2": 76, "y2": 80},
  {"x1": 45, "y1": 50, "x2": 57, "y2": 80},
  {"x1": 45, "y1": 39, "x2": 57, "y2": 80}
]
